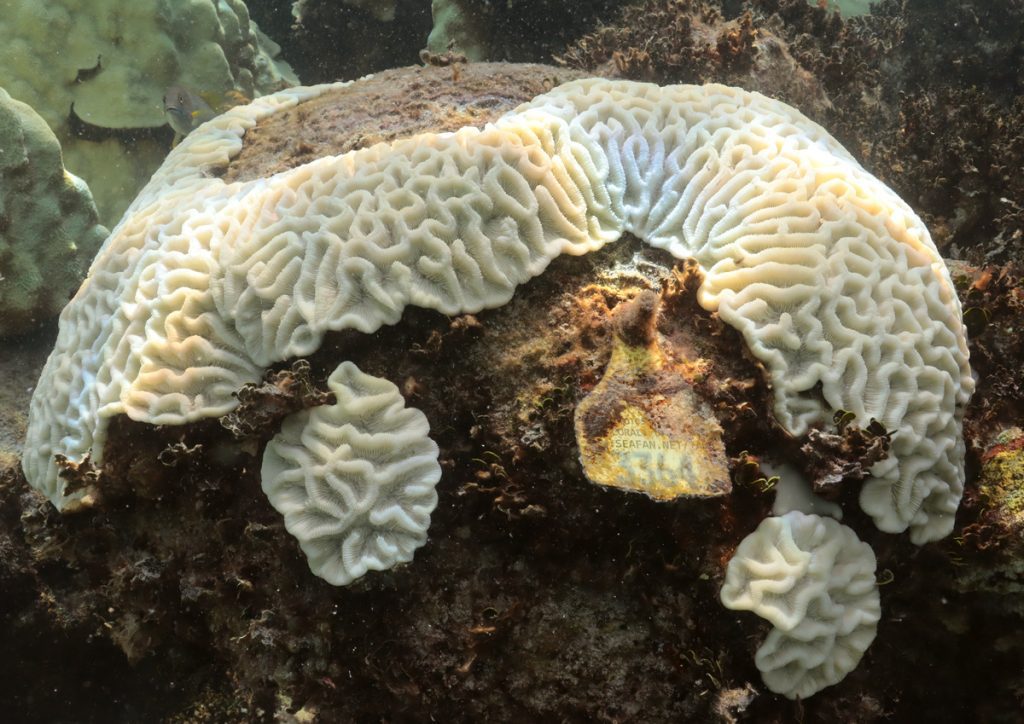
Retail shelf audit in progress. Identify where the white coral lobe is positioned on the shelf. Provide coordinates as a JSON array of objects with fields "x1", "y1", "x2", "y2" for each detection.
[
  {"x1": 261, "y1": 362, "x2": 440, "y2": 585},
  {"x1": 720, "y1": 511, "x2": 881, "y2": 699}
]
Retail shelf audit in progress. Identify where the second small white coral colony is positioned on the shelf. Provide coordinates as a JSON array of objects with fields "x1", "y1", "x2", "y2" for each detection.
[
  {"x1": 720, "y1": 511, "x2": 881, "y2": 699},
  {"x1": 261, "y1": 362, "x2": 441, "y2": 586},
  {"x1": 22, "y1": 77, "x2": 972, "y2": 698}
]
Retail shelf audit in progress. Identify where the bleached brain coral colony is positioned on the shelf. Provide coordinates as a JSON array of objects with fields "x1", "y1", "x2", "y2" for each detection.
[{"x1": 23, "y1": 78, "x2": 972, "y2": 697}]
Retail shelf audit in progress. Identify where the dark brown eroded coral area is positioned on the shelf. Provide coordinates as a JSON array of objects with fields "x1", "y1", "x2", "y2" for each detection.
[{"x1": 222, "y1": 62, "x2": 587, "y2": 184}]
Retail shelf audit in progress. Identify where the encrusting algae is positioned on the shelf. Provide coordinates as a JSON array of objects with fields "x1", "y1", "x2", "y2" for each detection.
[{"x1": 974, "y1": 427, "x2": 1024, "y2": 546}]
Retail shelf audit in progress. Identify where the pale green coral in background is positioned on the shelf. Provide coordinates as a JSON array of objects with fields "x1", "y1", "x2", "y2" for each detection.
[
  {"x1": 0, "y1": 0, "x2": 296, "y2": 225},
  {"x1": 815, "y1": 0, "x2": 875, "y2": 15},
  {"x1": 427, "y1": 0, "x2": 490, "y2": 60},
  {"x1": 0, "y1": 87, "x2": 107, "y2": 337}
]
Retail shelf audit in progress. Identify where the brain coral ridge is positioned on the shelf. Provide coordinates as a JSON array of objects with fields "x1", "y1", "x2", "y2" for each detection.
[
  {"x1": 720, "y1": 511, "x2": 881, "y2": 699},
  {"x1": 24, "y1": 76, "x2": 972, "y2": 574},
  {"x1": 261, "y1": 361, "x2": 441, "y2": 585}
]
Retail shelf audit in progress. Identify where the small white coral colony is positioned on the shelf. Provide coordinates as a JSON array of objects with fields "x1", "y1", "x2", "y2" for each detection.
[
  {"x1": 24, "y1": 77, "x2": 971, "y2": 586},
  {"x1": 720, "y1": 511, "x2": 881, "y2": 699},
  {"x1": 261, "y1": 362, "x2": 441, "y2": 586}
]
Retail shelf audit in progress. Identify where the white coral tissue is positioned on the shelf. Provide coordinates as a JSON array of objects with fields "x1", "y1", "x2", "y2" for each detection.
[
  {"x1": 261, "y1": 362, "x2": 441, "y2": 585},
  {"x1": 720, "y1": 511, "x2": 881, "y2": 699}
]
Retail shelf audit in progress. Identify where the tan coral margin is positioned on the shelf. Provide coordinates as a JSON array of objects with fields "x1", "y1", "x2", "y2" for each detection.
[{"x1": 25, "y1": 77, "x2": 972, "y2": 563}]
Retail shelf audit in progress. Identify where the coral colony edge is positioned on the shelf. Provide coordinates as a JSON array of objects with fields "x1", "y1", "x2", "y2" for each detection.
[{"x1": 22, "y1": 77, "x2": 972, "y2": 699}]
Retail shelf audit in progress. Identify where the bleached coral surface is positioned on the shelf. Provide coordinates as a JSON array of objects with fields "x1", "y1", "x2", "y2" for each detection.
[
  {"x1": 720, "y1": 511, "x2": 881, "y2": 699},
  {"x1": 261, "y1": 362, "x2": 440, "y2": 585},
  {"x1": 24, "y1": 77, "x2": 972, "y2": 583}
]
